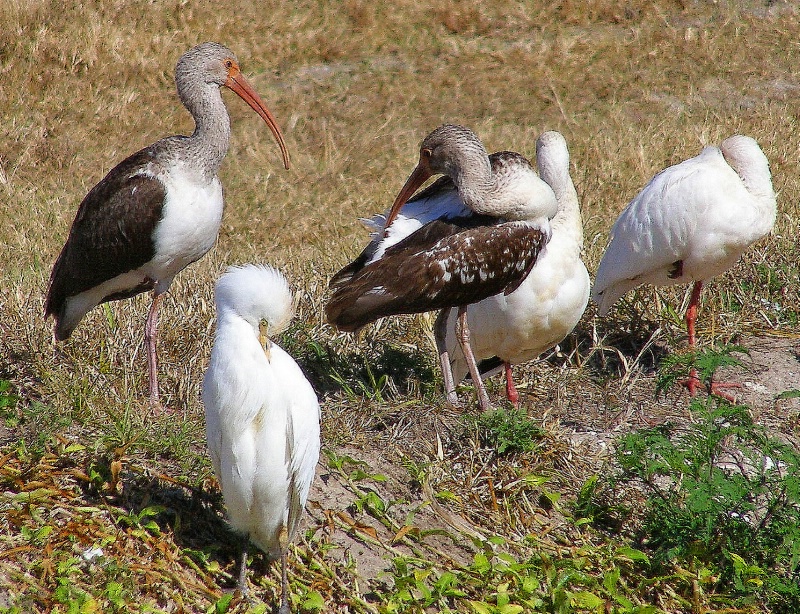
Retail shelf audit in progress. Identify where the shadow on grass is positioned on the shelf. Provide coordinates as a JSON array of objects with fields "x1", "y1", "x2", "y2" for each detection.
[
  {"x1": 580, "y1": 304, "x2": 671, "y2": 382},
  {"x1": 282, "y1": 328, "x2": 438, "y2": 401},
  {"x1": 81, "y1": 458, "x2": 282, "y2": 597}
]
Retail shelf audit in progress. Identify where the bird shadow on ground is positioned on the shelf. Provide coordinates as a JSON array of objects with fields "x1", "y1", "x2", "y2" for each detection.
[
  {"x1": 578, "y1": 306, "x2": 672, "y2": 384},
  {"x1": 73, "y1": 458, "x2": 273, "y2": 597},
  {"x1": 287, "y1": 336, "x2": 438, "y2": 401}
]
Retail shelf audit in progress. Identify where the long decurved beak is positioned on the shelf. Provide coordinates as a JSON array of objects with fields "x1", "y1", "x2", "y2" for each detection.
[
  {"x1": 383, "y1": 162, "x2": 433, "y2": 237},
  {"x1": 225, "y1": 64, "x2": 290, "y2": 170}
]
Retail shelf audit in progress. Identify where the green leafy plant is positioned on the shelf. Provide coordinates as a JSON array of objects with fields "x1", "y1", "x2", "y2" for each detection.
[
  {"x1": 0, "y1": 379, "x2": 19, "y2": 420},
  {"x1": 608, "y1": 398, "x2": 800, "y2": 611},
  {"x1": 476, "y1": 409, "x2": 544, "y2": 455},
  {"x1": 655, "y1": 344, "x2": 747, "y2": 396},
  {"x1": 378, "y1": 539, "x2": 655, "y2": 614},
  {"x1": 114, "y1": 505, "x2": 167, "y2": 537}
]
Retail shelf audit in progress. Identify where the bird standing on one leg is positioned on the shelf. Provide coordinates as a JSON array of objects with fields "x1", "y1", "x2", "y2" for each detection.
[
  {"x1": 45, "y1": 42, "x2": 290, "y2": 410},
  {"x1": 440, "y1": 131, "x2": 590, "y2": 407},
  {"x1": 202, "y1": 264, "x2": 320, "y2": 612},
  {"x1": 326, "y1": 124, "x2": 557, "y2": 411},
  {"x1": 592, "y1": 134, "x2": 776, "y2": 398}
]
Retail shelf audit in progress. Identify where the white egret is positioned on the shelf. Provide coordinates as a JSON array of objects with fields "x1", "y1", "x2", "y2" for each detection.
[{"x1": 202, "y1": 264, "x2": 320, "y2": 612}]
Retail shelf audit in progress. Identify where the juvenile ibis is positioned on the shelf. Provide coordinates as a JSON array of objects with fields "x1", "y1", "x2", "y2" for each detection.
[
  {"x1": 441, "y1": 130, "x2": 590, "y2": 406},
  {"x1": 45, "y1": 42, "x2": 289, "y2": 408},
  {"x1": 326, "y1": 124, "x2": 558, "y2": 411}
]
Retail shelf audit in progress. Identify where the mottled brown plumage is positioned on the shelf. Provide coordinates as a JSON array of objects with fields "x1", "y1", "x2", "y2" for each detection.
[
  {"x1": 327, "y1": 217, "x2": 548, "y2": 331},
  {"x1": 46, "y1": 150, "x2": 165, "y2": 336},
  {"x1": 327, "y1": 125, "x2": 557, "y2": 411}
]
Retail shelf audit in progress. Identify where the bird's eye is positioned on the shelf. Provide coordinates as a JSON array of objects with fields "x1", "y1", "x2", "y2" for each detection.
[
  {"x1": 224, "y1": 59, "x2": 234, "y2": 70},
  {"x1": 421, "y1": 148, "x2": 432, "y2": 159},
  {"x1": 259, "y1": 318, "x2": 268, "y2": 328}
]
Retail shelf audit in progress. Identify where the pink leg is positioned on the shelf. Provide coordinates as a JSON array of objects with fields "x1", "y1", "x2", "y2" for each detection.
[
  {"x1": 434, "y1": 310, "x2": 461, "y2": 407},
  {"x1": 144, "y1": 291, "x2": 164, "y2": 409},
  {"x1": 504, "y1": 362, "x2": 519, "y2": 407},
  {"x1": 455, "y1": 306, "x2": 490, "y2": 412},
  {"x1": 680, "y1": 281, "x2": 740, "y2": 402}
]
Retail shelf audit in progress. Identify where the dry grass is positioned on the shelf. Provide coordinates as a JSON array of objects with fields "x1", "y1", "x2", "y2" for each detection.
[{"x1": 2, "y1": 0, "x2": 800, "y2": 612}]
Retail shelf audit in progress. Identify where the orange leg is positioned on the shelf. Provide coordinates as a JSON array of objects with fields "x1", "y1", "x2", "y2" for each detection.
[
  {"x1": 504, "y1": 362, "x2": 519, "y2": 407},
  {"x1": 680, "y1": 281, "x2": 740, "y2": 402}
]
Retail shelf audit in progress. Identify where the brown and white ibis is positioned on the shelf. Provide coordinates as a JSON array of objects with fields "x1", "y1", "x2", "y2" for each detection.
[
  {"x1": 592, "y1": 134, "x2": 776, "y2": 398},
  {"x1": 45, "y1": 42, "x2": 289, "y2": 408},
  {"x1": 326, "y1": 124, "x2": 558, "y2": 411},
  {"x1": 440, "y1": 131, "x2": 590, "y2": 406}
]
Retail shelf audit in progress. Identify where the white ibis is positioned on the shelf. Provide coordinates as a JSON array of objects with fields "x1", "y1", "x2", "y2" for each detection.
[
  {"x1": 592, "y1": 134, "x2": 776, "y2": 397},
  {"x1": 45, "y1": 42, "x2": 290, "y2": 408},
  {"x1": 440, "y1": 131, "x2": 590, "y2": 406},
  {"x1": 326, "y1": 124, "x2": 558, "y2": 411},
  {"x1": 202, "y1": 264, "x2": 320, "y2": 612}
]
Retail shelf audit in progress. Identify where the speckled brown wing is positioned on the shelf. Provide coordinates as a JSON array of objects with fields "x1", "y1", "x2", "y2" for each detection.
[
  {"x1": 45, "y1": 148, "x2": 166, "y2": 324},
  {"x1": 326, "y1": 217, "x2": 548, "y2": 332},
  {"x1": 328, "y1": 175, "x2": 460, "y2": 290}
]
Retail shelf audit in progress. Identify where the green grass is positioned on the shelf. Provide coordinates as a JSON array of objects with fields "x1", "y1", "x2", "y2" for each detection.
[
  {"x1": 585, "y1": 397, "x2": 800, "y2": 612},
  {"x1": 2, "y1": 0, "x2": 800, "y2": 612}
]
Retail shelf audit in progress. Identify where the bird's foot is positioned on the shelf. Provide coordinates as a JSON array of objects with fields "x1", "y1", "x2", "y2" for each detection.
[
  {"x1": 680, "y1": 370, "x2": 702, "y2": 397},
  {"x1": 233, "y1": 575, "x2": 255, "y2": 606},
  {"x1": 147, "y1": 393, "x2": 177, "y2": 416},
  {"x1": 708, "y1": 381, "x2": 742, "y2": 403},
  {"x1": 475, "y1": 386, "x2": 492, "y2": 413},
  {"x1": 680, "y1": 369, "x2": 741, "y2": 403},
  {"x1": 445, "y1": 390, "x2": 462, "y2": 409}
]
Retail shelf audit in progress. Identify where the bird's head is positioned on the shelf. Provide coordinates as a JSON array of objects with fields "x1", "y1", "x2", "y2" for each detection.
[
  {"x1": 176, "y1": 42, "x2": 290, "y2": 170},
  {"x1": 383, "y1": 124, "x2": 490, "y2": 235},
  {"x1": 214, "y1": 264, "x2": 294, "y2": 356}
]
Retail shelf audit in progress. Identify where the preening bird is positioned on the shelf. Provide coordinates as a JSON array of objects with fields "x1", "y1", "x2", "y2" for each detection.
[
  {"x1": 202, "y1": 264, "x2": 320, "y2": 613},
  {"x1": 440, "y1": 131, "x2": 590, "y2": 406},
  {"x1": 326, "y1": 124, "x2": 558, "y2": 411},
  {"x1": 45, "y1": 42, "x2": 290, "y2": 408},
  {"x1": 592, "y1": 134, "x2": 776, "y2": 396}
]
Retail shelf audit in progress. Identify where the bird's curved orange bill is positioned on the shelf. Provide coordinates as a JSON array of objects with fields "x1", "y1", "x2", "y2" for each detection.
[
  {"x1": 383, "y1": 163, "x2": 433, "y2": 236},
  {"x1": 226, "y1": 67, "x2": 290, "y2": 170}
]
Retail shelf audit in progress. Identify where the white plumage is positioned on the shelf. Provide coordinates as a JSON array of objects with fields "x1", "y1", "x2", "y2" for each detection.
[
  {"x1": 442, "y1": 131, "x2": 590, "y2": 405},
  {"x1": 326, "y1": 124, "x2": 558, "y2": 411},
  {"x1": 202, "y1": 264, "x2": 320, "y2": 611},
  {"x1": 593, "y1": 135, "x2": 776, "y2": 314},
  {"x1": 592, "y1": 134, "x2": 776, "y2": 396}
]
